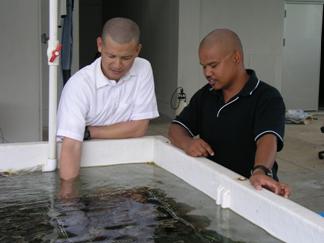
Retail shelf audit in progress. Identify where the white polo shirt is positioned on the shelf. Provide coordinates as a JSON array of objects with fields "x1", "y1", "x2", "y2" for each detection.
[{"x1": 57, "y1": 57, "x2": 159, "y2": 141}]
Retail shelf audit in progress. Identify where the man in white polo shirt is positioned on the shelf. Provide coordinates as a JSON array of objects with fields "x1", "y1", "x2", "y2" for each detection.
[{"x1": 57, "y1": 17, "x2": 159, "y2": 196}]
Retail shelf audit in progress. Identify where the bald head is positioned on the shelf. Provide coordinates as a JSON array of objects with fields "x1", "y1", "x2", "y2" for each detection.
[
  {"x1": 200, "y1": 29, "x2": 243, "y2": 57},
  {"x1": 101, "y1": 17, "x2": 140, "y2": 44}
]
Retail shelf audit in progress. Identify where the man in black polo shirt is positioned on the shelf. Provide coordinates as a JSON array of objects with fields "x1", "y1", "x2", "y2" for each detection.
[{"x1": 169, "y1": 29, "x2": 290, "y2": 197}]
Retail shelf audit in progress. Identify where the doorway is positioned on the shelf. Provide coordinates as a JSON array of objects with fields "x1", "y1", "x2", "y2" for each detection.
[{"x1": 282, "y1": 3, "x2": 323, "y2": 111}]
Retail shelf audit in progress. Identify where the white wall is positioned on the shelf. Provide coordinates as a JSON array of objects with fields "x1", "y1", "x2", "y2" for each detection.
[
  {"x1": 177, "y1": 0, "x2": 203, "y2": 104},
  {"x1": 0, "y1": 0, "x2": 42, "y2": 142},
  {"x1": 0, "y1": 0, "x2": 79, "y2": 142},
  {"x1": 178, "y1": 0, "x2": 285, "y2": 101}
]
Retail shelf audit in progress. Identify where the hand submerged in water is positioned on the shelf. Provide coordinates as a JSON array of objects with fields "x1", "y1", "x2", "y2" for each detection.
[{"x1": 59, "y1": 178, "x2": 79, "y2": 201}]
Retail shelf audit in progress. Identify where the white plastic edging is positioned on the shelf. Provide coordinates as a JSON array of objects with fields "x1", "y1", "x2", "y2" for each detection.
[
  {"x1": 0, "y1": 142, "x2": 48, "y2": 172},
  {"x1": 0, "y1": 137, "x2": 156, "y2": 172},
  {"x1": 78, "y1": 137, "x2": 155, "y2": 167},
  {"x1": 152, "y1": 137, "x2": 324, "y2": 243}
]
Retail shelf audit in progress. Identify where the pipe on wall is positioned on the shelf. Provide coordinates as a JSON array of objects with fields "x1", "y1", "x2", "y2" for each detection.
[{"x1": 43, "y1": 0, "x2": 60, "y2": 172}]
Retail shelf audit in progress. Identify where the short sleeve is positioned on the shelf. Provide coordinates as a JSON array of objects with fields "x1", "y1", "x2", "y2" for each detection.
[
  {"x1": 172, "y1": 89, "x2": 203, "y2": 137},
  {"x1": 254, "y1": 89, "x2": 285, "y2": 151},
  {"x1": 131, "y1": 61, "x2": 159, "y2": 120},
  {"x1": 57, "y1": 78, "x2": 89, "y2": 141}
]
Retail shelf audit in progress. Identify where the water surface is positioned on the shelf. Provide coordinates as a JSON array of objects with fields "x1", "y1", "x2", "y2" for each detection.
[{"x1": 0, "y1": 163, "x2": 281, "y2": 242}]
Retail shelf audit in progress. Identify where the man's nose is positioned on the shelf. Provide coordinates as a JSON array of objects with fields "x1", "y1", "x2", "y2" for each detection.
[
  {"x1": 204, "y1": 66, "x2": 213, "y2": 77},
  {"x1": 113, "y1": 58, "x2": 122, "y2": 69}
]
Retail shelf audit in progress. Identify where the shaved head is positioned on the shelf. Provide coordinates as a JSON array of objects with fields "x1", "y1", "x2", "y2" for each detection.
[
  {"x1": 198, "y1": 28, "x2": 248, "y2": 93},
  {"x1": 200, "y1": 29, "x2": 243, "y2": 57},
  {"x1": 101, "y1": 17, "x2": 140, "y2": 44}
]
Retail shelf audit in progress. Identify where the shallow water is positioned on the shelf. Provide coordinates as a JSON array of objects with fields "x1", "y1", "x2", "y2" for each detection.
[{"x1": 0, "y1": 163, "x2": 281, "y2": 242}]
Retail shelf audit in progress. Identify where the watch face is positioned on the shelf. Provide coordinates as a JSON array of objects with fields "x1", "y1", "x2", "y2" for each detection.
[
  {"x1": 85, "y1": 131, "x2": 90, "y2": 140},
  {"x1": 266, "y1": 171, "x2": 273, "y2": 177},
  {"x1": 84, "y1": 127, "x2": 91, "y2": 140},
  {"x1": 251, "y1": 165, "x2": 273, "y2": 178}
]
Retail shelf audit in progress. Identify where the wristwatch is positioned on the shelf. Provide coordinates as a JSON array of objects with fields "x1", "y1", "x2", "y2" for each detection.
[
  {"x1": 251, "y1": 165, "x2": 273, "y2": 178},
  {"x1": 84, "y1": 126, "x2": 91, "y2": 140}
]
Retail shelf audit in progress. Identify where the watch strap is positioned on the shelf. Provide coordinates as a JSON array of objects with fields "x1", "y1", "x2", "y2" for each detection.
[
  {"x1": 84, "y1": 126, "x2": 91, "y2": 140},
  {"x1": 251, "y1": 165, "x2": 273, "y2": 178}
]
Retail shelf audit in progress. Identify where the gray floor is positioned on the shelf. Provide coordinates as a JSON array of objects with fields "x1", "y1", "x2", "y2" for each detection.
[{"x1": 147, "y1": 114, "x2": 324, "y2": 214}]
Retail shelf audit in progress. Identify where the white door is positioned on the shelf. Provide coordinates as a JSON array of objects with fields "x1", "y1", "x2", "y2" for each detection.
[{"x1": 282, "y1": 3, "x2": 323, "y2": 110}]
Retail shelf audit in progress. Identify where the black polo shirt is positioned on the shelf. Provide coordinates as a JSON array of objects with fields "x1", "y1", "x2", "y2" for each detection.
[{"x1": 172, "y1": 69, "x2": 285, "y2": 178}]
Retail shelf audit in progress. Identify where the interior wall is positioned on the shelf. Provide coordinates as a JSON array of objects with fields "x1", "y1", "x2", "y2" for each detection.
[
  {"x1": 178, "y1": 0, "x2": 285, "y2": 101},
  {"x1": 0, "y1": 0, "x2": 41, "y2": 142},
  {"x1": 178, "y1": 0, "x2": 203, "y2": 102}
]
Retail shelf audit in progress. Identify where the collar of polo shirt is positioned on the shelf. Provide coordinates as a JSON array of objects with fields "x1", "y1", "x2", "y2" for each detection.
[
  {"x1": 95, "y1": 57, "x2": 136, "y2": 89},
  {"x1": 236, "y1": 69, "x2": 260, "y2": 97},
  {"x1": 209, "y1": 69, "x2": 260, "y2": 98}
]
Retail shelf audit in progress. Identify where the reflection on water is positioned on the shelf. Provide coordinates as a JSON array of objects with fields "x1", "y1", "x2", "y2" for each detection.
[
  {"x1": 53, "y1": 187, "x2": 236, "y2": 243},
  {"x1": 0, "y1": 163, "x2": 281, "y2": 243}
]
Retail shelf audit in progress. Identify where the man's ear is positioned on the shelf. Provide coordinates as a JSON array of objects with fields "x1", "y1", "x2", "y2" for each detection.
[
  {"x1": 97, "y1": 37, "x2": 103, "y2": 53},
  {"x1": 135, "y1": 43, "x2": 142, "y2": 56},
  {"x1": 233, "y1": 51, "x2": 241, "y2": 64}
]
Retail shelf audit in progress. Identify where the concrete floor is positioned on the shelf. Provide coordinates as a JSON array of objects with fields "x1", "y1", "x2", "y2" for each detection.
[{"x1": 147, "y1": 114, "x2": 324, "y2": 214}]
